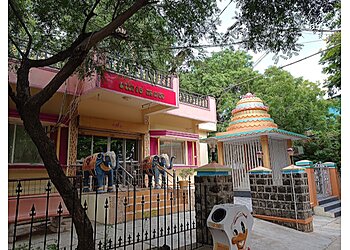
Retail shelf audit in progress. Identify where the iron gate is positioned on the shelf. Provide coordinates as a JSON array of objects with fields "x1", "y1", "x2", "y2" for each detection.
[{"x1": 314, "y1": 162, "x2": 332, "y2": 199}]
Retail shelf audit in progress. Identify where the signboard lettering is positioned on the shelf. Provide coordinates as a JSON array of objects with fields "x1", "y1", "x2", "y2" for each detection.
[{"x1": 101, "y1": 72, "x2": 176, "y2": 106}]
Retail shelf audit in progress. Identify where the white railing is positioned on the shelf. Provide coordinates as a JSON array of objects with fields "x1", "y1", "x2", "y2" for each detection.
[{"x1": 224, "y1": 138, "x2": 262, "y2": 191}]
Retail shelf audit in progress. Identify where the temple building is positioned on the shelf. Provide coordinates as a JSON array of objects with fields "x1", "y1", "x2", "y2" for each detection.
[{"x1": 214, "y1": 93, "x2": 307, "y2": 191}]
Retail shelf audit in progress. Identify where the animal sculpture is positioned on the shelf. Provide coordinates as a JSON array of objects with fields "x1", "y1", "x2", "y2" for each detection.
[
  {"x1": 141, "y1": 154, "x2": 175, "y2": 188},
  {"x1": 82, "y1": 151, "x2": 116, "y2": 192}
]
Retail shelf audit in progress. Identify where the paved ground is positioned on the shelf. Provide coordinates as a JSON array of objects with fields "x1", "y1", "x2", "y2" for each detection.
[
  {"x1": 10, "y1": 212, "x2": 340, "y2": 250},
  {"x1": 197, "y1": 215, "x2": 341, "y2": 250}
]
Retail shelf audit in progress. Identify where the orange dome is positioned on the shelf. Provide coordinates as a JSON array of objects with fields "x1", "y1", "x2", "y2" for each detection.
[{"x1": 226, "y1": 93, "x2": 278, "y2": 133}]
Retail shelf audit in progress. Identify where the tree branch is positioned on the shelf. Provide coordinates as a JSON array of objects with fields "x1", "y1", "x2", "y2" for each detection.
[
  {"x1": 9, "y1": 36, "x2": 25, "y2": 58},
  {"x1": 9, "y1": 84, "x2": 19, "y2": 105},
  {"x1": 82, "y1": 0, "x2": 101, "y2": 34},
  {"x1": 28, "y1": 33, "x2": 92, "y2": 68},
  {"x1": 9, "y1": 0, "x2": 32, "y2": 57},
  {"x1": 29, "y1": 0, "x2": 150, "y2": 108},
  {"x1": 112, "y1": 0, "x2": 121, "y2": 20}
]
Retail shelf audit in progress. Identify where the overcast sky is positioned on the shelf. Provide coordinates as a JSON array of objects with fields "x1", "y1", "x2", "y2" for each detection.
[{"x1": 214, "y1": 0, "x2": 328, "y2": 84}]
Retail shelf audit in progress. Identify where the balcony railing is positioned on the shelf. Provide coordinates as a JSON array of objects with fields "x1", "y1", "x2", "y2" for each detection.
[
  {"x1": 106, "y1": 55, "x2": 172, "y2": 89},
  {"x1": 179, "y1": 90, "x2": 209, "y2": 109},
  {"x1": 8, "y1": 42, "x2": 173, "y2": 89}
]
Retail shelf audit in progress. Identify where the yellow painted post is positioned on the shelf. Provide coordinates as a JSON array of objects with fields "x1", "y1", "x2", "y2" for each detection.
[
  {"x1": 217, "y1": 141, "x2": 224, "y2": 165},
  {"x1": 324, "y1": 162, "x2": 341, "y2": 199},
  {"x1": 260, "y1": 135, "x2": 271, "y2": 169}
]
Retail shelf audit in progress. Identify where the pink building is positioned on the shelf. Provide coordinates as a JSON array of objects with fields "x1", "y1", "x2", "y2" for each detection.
[{"x1": 8, "y1": 55, "x2": 217, "y2": 181}]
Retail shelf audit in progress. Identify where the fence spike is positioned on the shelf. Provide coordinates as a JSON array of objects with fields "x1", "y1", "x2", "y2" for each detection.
[
  {"x1": 104, "y1": 198, "x2": 109, "y2": 208},
  {"x1": 57, "y1": 202, "x2": 63, "y2": 215},
  {"x1": 16, "y1": 181, "x2": 22, "y2": 194},
  {"x1": 46, "y1": 181, "x2": 52, "y2": 192}
]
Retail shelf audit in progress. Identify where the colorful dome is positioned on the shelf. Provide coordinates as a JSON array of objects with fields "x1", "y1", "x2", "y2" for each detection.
[{"x1": 226, "y1": 93, "x2": 278, "y2": 133}]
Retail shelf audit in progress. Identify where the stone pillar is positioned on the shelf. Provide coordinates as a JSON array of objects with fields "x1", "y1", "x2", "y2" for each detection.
[
  {"x1": 296, "y1": 160, "x2": 318, "y2": 207},
  {"x1": 260, "y1": 135, "x2": 271, "y2": 168},
  {"x1": 194, "y1": 175, "x2": 234, "y2": 245},
  {"x1": 217, "y1": 142, "x2": 224, "y2": 165},
  {"x1": 249, "y1": 166, "x2": 313, "y2": 232},
  {"x1": 324, "y1": 162, "x2": 341, "y2": 198}
]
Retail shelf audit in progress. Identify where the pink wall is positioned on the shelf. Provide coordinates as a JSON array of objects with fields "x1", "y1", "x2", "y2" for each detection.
[
  {"x1": 8, "y1": 60, "x2": 84, "y2": 95},
  {"x1": 187, "y1": 141, "x2": 193, "y2": 165},
  {"x1": 150, "y1": 137, "x2": 159, "y2": 155},
  {"x1": 165, "y1": 96, "x2": 216, "y2": 123}
]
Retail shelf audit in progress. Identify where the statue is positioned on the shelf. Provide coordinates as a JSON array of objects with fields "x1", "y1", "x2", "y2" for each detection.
[
  {"x1": 82, "y1": 151, "x2": 116, "y2": 193},
  {"x1": 141, "y1": 154, "x2": 175, "y2": 189}
]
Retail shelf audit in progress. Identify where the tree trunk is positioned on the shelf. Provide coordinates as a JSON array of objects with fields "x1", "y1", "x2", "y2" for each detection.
[{"x1": 18, "y1": 103, "x2": 95, "y2": 250}]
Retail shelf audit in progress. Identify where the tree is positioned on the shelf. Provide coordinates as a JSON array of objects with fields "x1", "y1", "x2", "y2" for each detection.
[
  {"x1": 180, "y1": 49, "x2": 258, "y2": 131},
  {"x1": 320, "y1": 32, "x2": 341, "y2": 96},
  {"x1": 319, "y1": 1, "x2": 341, "y2": 97},
  {"x1": 8, "y1": 1, "x2": 219, "y2": 249},
  {"x1": 252, "y1": 67, "x2": 329, "y2": 134},
  {"x1": 8, "y1": 1, "x2": 340, "y2": 248},
  {"x1": 180, "y1": 51, "x2": 338, "y2": 167}
]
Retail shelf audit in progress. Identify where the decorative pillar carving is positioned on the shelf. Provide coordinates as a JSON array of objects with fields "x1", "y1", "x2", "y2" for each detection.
[
  {"x1": 143, "y1": 115, "x2": 150, "y2": 158},
  {"x1": 66, "y1": 115, "x2": 79, "y2": 176}
]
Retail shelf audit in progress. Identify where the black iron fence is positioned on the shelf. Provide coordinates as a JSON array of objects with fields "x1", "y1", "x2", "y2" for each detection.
[{"x1": 9, "y1": 175, "x2": 203, "y2": 250}]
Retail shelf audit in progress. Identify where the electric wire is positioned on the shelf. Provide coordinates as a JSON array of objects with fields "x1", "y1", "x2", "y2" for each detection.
[{"x1": 210, "y1": 43, "x2": 341, "y2": 97}]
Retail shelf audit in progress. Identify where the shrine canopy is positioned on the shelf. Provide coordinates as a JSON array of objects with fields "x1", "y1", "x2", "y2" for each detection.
[{"x1": 215, "y1": 93, "x2": 307, "y2": 141}]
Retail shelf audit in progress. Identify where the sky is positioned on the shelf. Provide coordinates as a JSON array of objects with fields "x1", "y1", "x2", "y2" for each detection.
[{"x1": 215, "y1": 0, "x2": 328, "y2": 84}]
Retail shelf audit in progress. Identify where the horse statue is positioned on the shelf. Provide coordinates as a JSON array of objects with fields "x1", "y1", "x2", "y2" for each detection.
[
  {"x1": 82, "y1": 151, "x2": 116, "y2": 193},
  {"x1": 141, "y1": 154, "x2": 175, "y2": 189}
]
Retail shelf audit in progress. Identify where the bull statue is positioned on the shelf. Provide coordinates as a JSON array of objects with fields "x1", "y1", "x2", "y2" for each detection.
[
  {"x1": 82, "y1": 151, "x2": 116, "y2": 193},
  {"x1": 141, "y1": 154, "x2": 175, "y2": 189}
]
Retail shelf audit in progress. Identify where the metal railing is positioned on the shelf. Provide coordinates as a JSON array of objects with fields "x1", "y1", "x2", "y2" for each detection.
[
  {"x1": 179, "y1": 90, "x2": 209, "y2": 109},
  {"x1": 106, "y1": 55, "x2": 173, "y2": 89},
  {"x1": 8, "y1": 42, "x2": 173, "y2": 89},
  {"x1": 8, "y1": 176, "x2": 199, "y2": 250}
]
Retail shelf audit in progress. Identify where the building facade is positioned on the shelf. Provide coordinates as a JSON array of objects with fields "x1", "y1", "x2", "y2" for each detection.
[{"x1": 8, "y1": 56, "x2": 217, "y2": 181}]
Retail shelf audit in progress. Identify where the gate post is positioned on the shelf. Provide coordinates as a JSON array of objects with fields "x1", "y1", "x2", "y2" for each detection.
[
  {"x1": 323, "y1": 162, "x2": 341, "y2": 198},
  {"x1": 296, "y1": 160, "x2": 318, "y2": 207},
  {"x1": 194, "y1": 164, "x2": 233, "y2": 246}
]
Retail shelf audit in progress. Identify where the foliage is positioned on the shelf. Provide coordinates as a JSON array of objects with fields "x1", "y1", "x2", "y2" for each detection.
[
  {"x1": 224, "y1": 0, "x2": 340, "y2": 56},
  {"x1": 178, "y1": 168, "x2": 195, "y2": 180},
  {"x1": 320, "y1": 32, "x2": 341, "y2": 96},
  {"x1": 180, "y1": 49, "x2": 258, "y2": 131},
  {"x1": 252, "y1": 67, "x2": 329, "y2": 134},
  {"x1": 299, "y1": 98, "x2": 341, "y2": 169},
  {"x1": 180, "y1": 50, "x2": 339, "y2": 168}
]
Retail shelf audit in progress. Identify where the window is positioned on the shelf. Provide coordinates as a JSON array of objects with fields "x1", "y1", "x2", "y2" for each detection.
[
  {"x1": 160, "y1": 140, "x2": 185, "y2": 165},
  {"x1": 8, "y1": 124, "x2": 43, "y2": 164},
  {"x1": 77, "y1": 135, "x2": 139, "y2": 162}
]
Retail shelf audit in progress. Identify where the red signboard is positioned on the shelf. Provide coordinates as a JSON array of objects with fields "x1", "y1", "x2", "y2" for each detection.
[{"x1": 100, "y1": 72, "x2": 177, "y2": 106}]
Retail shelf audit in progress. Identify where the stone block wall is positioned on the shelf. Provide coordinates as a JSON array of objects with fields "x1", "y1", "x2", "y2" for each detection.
[
  {"x1": 249, "y1": 172, "x2": 313, "y2": 232},
  {"x1": 194, "y1": 175, "x2": 234, "y2": 245}
]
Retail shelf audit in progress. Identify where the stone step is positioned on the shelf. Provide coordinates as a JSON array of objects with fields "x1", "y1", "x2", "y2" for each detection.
[
  {"x1": 327, "y1": 207, "x2": 341, "y2": 218},
  {"x1": 314, "y1": 198, "x2": 341, "y2": 218},
  {"x1": 318, "y1": 196, "x2": 338, "y2": 206},
  {"x1": 125, "y1": 199, "x2": 187, "y2": 212},
  {"x1": 323, "y1": 200, "x2": 341, "y2": 212}
]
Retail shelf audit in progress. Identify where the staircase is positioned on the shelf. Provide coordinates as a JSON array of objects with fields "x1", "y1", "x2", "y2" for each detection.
[
  {"x1": 82, "y1": 188, "x2": 191, "y2": 224},
  {"x1": 313, "y1": 196, "x2": 341, "y2": 218}
]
